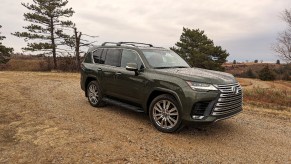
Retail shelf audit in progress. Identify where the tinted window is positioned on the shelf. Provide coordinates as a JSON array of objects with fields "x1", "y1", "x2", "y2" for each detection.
[
  {"x1": 100, "y1": 49, "x2": 107, "y2": 64},
  {"x1": 121, "y1": 49, "x2": 142, "y2": 69},
  {"x1": 93, "y1": 49, "x2": 103, "y2": 63},
  {"x1": 104, "y1": 49, "x2": 122, "y2": 67},
  {"x1": 84, "y1": 52, "x2": 92, "y2": 63}
]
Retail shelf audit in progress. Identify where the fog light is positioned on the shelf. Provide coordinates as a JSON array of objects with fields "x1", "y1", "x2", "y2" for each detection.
[{"x1": 192, "y1": 115, "x2": 205, "y2": 120}]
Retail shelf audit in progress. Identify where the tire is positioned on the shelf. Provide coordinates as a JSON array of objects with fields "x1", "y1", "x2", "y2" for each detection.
[
  {"x1": 86, "y1": 81, "x2": 105, "y2": 107},
  {"x1": 149, "y1": 94, "x2": 183, "y2": 133}
]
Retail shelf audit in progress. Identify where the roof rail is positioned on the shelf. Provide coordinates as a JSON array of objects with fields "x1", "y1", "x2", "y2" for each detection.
[
  {"x1": 117, "y1": 42, "x2": 153, "y2": 47},
  {"x1": 101, "y1": 42, "x2": 119, "y2": 46}
]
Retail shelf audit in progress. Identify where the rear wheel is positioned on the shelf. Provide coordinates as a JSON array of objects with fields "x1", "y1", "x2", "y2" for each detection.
[
  {"x1": 149, "y1": 94, "x2": 183, "y2": 133},
  {"x1": 87, "y1": 81, "x2": 105, "y2": 107}
]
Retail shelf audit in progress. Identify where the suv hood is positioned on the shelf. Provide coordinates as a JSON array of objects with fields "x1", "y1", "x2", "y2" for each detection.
[{"x1": 155, "y1": 67, "x2": 236, "y2": 84}]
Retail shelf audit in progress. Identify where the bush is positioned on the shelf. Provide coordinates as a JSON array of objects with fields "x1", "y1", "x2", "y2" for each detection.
[
  {"x1": 245, "y1": 68, "x2": 257, "y2": 78},
  {"x1": 282, "y1": 72, "x2": 291, "y2": 81},
  {"x1": 0, "y1": 55, "x2": 10, "y2": 64},
  {"x1": 57, "y1": 56, "x2": 78, "y2": 72},
  {"x1": 254, "y1": 59, "x2": 258, "y2": 63},
  {"x1": 258, "y1": 65, "x2": 276, "y2": 81}
]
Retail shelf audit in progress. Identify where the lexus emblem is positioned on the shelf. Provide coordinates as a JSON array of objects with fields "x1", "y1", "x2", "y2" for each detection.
[{"x1": 231, "y1": 86, "x2": 239, "y2": 94}]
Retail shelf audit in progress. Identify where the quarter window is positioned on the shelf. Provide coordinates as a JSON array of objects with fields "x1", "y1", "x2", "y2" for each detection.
[{"x1": 84, "y1": 52, "x2": 92, "y2": 63}]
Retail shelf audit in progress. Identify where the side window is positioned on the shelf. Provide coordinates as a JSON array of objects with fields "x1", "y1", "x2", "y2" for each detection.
[
  {"x1": 100, "y1": 49, "x2": 107, "y2": 64},
  {"x1": 104, "y1": 49, "x2": 122, "y2": 67},
  {"x1": 121, "y1": 49, "x2": 142, "y2": 69},
  {"x1": 84, "y1": 52, "x2": 92, "y2": 63},
  {"x1": 92, "y1": 49, "x2": 103, "y2": 63}
]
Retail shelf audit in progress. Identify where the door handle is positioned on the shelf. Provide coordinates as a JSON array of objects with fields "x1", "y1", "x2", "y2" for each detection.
[{"x1": 97, "y1": 68, "x2": 102, "y2": 71}]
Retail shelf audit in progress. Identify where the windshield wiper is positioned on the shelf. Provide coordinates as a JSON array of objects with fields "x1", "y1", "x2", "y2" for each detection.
[
  {"x1": 153, "y1": 66, "x2": 189, "y2": 69},
  {"x1": 171, "y1": 66, "x2": 189, "y2": 68},
  {"x1": 153, "y1": 67, "x2": 173, "y2": 69}
]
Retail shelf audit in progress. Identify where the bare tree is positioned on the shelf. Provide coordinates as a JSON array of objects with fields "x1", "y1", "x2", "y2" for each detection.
[
  {"x1": 273, "y1": 9, "x2": 291, "y2": 62},
  {"x1": 66, "y1": 26, "x2": 98, "y2": 70}
]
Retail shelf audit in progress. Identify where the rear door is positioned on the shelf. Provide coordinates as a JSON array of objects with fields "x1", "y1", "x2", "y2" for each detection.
[{"x1": 100, "y1": 48, "x2": 123, "y2": 97}]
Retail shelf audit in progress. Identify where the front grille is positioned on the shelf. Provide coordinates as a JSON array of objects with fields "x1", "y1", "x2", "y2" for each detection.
[{"x1": 212, "y1": 83, "x2": 243, "y2": 116}]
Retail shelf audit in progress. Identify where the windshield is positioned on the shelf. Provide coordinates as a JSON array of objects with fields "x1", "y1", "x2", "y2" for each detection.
[{"x1": 142, "y1": 49, "x2": 190, "y2": 69}]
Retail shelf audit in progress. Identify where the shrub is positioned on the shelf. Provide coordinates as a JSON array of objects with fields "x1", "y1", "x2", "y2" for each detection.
[
  {"x1": 258, "y1": 65, "x2": 276, "y2": 81},
  {"x1": 282, "y1": 72, "x2": 291, "y2": 81},
  {"x1": 245, "y1": 68, "x2": 257, "y2": 78}
]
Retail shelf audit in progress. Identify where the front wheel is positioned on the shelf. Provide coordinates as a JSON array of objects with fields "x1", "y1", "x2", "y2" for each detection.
[{"x1": 149, "y1": 94, "x2": 183, "y2": 133}]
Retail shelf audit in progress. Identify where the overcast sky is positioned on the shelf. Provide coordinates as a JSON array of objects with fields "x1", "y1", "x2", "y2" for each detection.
[{"x1": 1, "y1": 0, "x2": 291, "y2": 62}]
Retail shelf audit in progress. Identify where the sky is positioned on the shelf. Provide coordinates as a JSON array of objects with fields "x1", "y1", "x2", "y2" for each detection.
[{"x1": 1, "y1": 0, "x2": 291, "y2": 62}]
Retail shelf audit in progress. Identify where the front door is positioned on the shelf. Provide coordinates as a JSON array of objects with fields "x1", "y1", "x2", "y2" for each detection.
[{"x1": 113, "y1": 49, "x2": 147, "y2": 104}]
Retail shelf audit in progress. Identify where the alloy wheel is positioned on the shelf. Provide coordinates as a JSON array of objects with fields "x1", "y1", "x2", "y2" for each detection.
[{"x1": 152, "y1": 100, "x2": 179, "y2": 129}]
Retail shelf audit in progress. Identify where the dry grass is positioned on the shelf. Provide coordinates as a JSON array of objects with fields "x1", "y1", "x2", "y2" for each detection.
[
  {"x1": 0, "y1": 57, "x2": 79, "y2": 72},
  {"x1": 237, "y1": 78, "x2": 291, "y2": 112},
  {"x1": 0, "y1": 59, "x2": 46, "y2": 71},
  {"x1": 244, "y1": 87, "x2": 291, "y2": 111},
  {"x1": 1, "y1": 71, "x2": 291, "y2": 163}
]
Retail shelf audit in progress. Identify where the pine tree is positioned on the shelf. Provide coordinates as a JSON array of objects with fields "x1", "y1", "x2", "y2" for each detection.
[
  {"x1": 171, "y1": 27, "x2": 229, "y2": 71},
  {"x1": 0, "y1": 25, "x2": 13, "y2": 64},
  {"x1": 12, "y1": 0, "x2": 74, "y2": 69}
]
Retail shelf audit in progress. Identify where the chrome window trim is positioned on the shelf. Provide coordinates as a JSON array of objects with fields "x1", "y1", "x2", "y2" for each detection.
[{"x1": 90, "y1": 47, "x2": 146, "y2": 69}]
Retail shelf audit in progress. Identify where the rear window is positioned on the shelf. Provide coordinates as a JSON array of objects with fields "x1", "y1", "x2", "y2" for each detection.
[{"x1": 104, "y1": 49, "x2": 122, "y2": 67}]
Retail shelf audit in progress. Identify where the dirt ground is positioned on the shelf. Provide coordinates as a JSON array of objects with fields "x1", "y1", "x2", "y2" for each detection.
[{"x1": 0, "y1": 71, "x2": 290, "y2": 163}]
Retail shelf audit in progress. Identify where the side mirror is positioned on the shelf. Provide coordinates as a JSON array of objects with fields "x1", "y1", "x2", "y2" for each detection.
[{"x1": 126, "y1": 63, "x2": 138, "y2": 71}]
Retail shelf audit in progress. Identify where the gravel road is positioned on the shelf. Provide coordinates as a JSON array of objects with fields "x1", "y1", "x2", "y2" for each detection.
[{"x1": 0, "y1": 71, "x2": 290, "y2": 163}]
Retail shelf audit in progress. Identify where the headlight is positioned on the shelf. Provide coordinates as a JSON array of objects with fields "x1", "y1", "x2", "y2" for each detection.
[{"x1": 186, "y1": 81, "x2": 218, "y2": 91}]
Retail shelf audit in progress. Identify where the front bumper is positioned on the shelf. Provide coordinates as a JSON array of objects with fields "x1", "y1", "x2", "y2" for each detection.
[{"x1": 180, "y1": 83, "x2": 243, "y2": 124}]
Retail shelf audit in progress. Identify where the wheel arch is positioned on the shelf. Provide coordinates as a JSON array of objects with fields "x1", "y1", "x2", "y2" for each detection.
[
  {"x1": 145, "y1": 88, "x2": 183, "y2": 114},
  {"x1": 84, "y1": 76, "x2": 98, "y2": 97}
]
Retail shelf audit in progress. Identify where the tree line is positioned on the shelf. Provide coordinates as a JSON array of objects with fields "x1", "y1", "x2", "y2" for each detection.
[
  {"x1": 0, "y1": 1, "x2": 290, "y2": 72},
  {"x1": 1, "y1": 0, "x2": 97, "y2": 70}
]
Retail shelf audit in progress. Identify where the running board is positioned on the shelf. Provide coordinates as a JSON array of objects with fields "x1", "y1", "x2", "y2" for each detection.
[{"x1": 102, "y1": 97, "x2": 144, "y2": 113}]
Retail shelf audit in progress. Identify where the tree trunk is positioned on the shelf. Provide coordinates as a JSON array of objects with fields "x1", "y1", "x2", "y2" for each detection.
[
  {"x1": 50, "y1": 17, "x2": 57, "y2": 69},
  {"x1": 74, "y1": 27, "x2": 81, "y2": 71}
]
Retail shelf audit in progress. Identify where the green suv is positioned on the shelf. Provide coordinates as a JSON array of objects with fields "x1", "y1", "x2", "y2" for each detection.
[{"x1": 80, "y1": 42, "x2": 242, "y2": 133}]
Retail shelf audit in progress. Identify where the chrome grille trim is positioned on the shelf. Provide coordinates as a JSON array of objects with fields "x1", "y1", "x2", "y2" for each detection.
[
  {"x1": 214, "y1": 102, "x2": 242, "y2": 111},
  {"x1": 212, "y1": 83, "x2": 243, "y2": 116},
  {"x1": 216, "y1": 98, "x2": 242, "y2": 107},
  {"x1": 213, "y1": 107, "x2": 242, "y2": 116}
]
